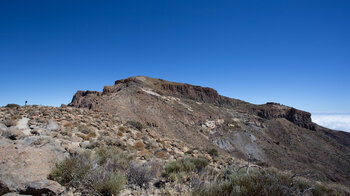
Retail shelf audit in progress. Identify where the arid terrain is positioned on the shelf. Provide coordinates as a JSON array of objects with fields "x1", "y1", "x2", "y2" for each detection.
[{"x1": 1, "y1": 76, "x2": 350, "y2": 195}]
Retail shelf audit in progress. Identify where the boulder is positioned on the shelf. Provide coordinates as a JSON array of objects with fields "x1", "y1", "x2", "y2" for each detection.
[
  {"x1": 0, "y1": 181, "x2": 10, "y2": 195},
  {"x1": 19, "y1": 180, "x2": 65, "y2": 196},
  {"x1": 15, "y1": 118, "x2": 31, "y2": 135},
  {"x1": 0, "y1": 123, "x2": 7, "y2": 137},
  {"x1": 0, "y1": 138, "x2": 66, "y2": 191},
  {"x1": 46, "y1": 120, "x2": 60, "y2": 131},
  {"x1": 2, "y1": 127, "x2": 24, "y2": 140}
]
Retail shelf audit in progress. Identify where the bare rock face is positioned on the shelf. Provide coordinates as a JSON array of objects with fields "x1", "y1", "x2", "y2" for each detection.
[
  {"x1": 69, "y1": 90, "x2": 101, "y2": 109},
  {"x1": 0, "y1": 138, "x2": 66, "y2": 192},
  {"x1": 255, "y1": 103, "x2": 315, "y2": 130},
  {"x1": 66, "y1": 76, "x2": 350, "y2": 185}
]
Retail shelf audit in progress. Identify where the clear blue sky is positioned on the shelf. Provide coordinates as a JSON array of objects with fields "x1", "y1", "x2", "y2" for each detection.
[{"x1": 1, "y1": 0, "x2": 349, "y2": 113}]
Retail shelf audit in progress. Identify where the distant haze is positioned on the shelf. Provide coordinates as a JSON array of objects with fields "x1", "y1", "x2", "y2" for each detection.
[{"x1": 312, "y1": 114, "x2": 350, "y2": 132}]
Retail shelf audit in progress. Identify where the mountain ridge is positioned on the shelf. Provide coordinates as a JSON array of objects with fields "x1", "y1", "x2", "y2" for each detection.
[{"x1": 68, "y1": 76, "x2": 350, "y2": 185}]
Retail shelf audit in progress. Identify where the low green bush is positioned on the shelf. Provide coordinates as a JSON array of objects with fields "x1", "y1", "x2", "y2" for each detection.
[
  {"x1": 192, "y1": 168, "x2": 339, "y2": 196},
  {"x1": 49, "y1": 147, "x2": 133, "y2": 195},
  {"x1": 165, "y1": 157, "x2": 209, "y2": 175},
  {"x1": 92, "y1": 172, "x2": 126, "y2": 195},
  {"x1": 49, "y1": 151, "x2": 92, "y2": 187},
  {"x1": 95, "y1": 146, "x2": 133, "y2": 171}
]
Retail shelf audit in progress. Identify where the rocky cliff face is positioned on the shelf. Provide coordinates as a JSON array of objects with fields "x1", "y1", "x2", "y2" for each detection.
[
  {"x1": 255, "y1": 103, "x2": 316, "y2": 130},
  {"x1": 69, "y1": 90, "x2": 101, "y2": 110},
  {"x1": 70, "y1": 77, "x2": 315, "y2": 131},
  {"x1": 68, "y1": 76, "x2": 350, "y2": 186}
]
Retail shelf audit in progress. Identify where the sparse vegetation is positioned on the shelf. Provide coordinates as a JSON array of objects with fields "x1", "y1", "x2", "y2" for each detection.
[
  {"x1": 192, "y1": 167, "x2": 341, "y2": 196},
  {"x1": 119, "y1": 126, "x2": 126, "y2": 132},
  {"x1": 78, "y1": 125, "x2": 94, "y2": 134},
  {"x1": 49, "y1": 147, "x2": 133, "y2": 195},
  {"x1": 155, "y1": 151, "x2": 168, "y2": 159},
  {"x1": 76, "y1": 133, "x2": 89, "y2": 141},
  {"x1": 134, "y1": 140, "x2": 146, "y2": 151},
  {"x1": 127, "y1": 120, "x2": 143, "y2": 131},
  {"x1": 62, "y1": 122, "x2": 73, "y2": 128},
  {"x1": 165, "y1": 157, "x2": 209, "y2": 175},
  {"x1": 128, "y1": 162, "x2": 153, "y2": 188},
  {"x1": 136, "y1": 132, "x2": 142, "y2": 139},
  {"x1": 117, "y1": 131, "x2": 124, "y2": 137},
  {"x1": 1, "y1": 104, "x2": 350, "y2": 196},
  {"x1": 207, "y1": 148, "x2": 218, "y2": 157},
  {"x1": 185, "y1": 150, "x2": 193, "y2": 155},
  {"x1": 92, "y1": 172, "x2": 126, "y2": 195},
  {"x1": 95, "y1": 146, "x2": 133, "y2": 171},
  {"x1": 88, "y1": 131, "x2": 97, "y2": 138},
  {"x1": 255, "y1": 161, "x2": 268, "y2": 167}
]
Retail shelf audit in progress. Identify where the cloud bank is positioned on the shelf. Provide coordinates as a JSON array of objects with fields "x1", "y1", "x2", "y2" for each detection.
[{"x1": 312, "y1": 114, "x2": 350, "y2": 133}]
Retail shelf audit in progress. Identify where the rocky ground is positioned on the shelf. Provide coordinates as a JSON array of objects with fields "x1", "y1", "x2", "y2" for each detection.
[
  {"x1": 0, "y1": 105, "x2": 245, "y2": 195},
  {"x1": 1, "y1": 76, "x2": 350, "y2": 195}
]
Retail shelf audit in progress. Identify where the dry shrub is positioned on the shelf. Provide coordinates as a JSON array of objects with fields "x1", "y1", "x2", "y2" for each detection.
[
  {"x1": 207, "y1": 148, "x2": 218, "y2": 157},
  {"x1": 117, "y1": 131, "x2": 124, "y2": 137},
  {"x1": 50, "y1": 147, "x2": 132, "y2": 195},
  {"x1": 49, "y1": 151, "x2": 92, "y2": 187},
  {"x1": 155, "y1": 151, "x2": 168, "y2": 159},
  {"x1": 127, "y1": 121, "x2": 143, "y2": 131},
  {"x1": 128, "y1": 162, "x2": 152, "y2": 188},
  {"x1": 76, "y1": 133, "x2": 89, "y2": 141},
  {"x1": 159, "y1": 140, "x2": 166, "y2": 146},
  {"x1": 134, "y1": 140, "x2": 145, "y2": 151},
  {"x1": 78, "y1": 125, "x2": 93, "y2": 134},
  {"x1": 96, "y1": 146, "x2": 133, "y2": 171},
  {"x1": 145, "y1": 160, "x2": 164, "y2": 178},
  {"x1": 63, "y1": 122, "x2": 73, "y2": 128},
  {"x1": 136, "y1": 132, "x2": 142, "y2": 139},
  {"x1": 99, "y1": 131, "x2": 110, "y2": 136},
  {"x1": 88, "y1": 131, "x2": 97, "y2": 138},
  {"x1": 119, "y1": 126, "x2": 126, "y2": 132},
  {"x1": 128, "y1": 160, "x2": 163, "y2": 188},
  {"x1": 60, "y1": 130, "x2": 72, "y2": 137},
  {"x1": 138, "y1": 149, "x2": 152, "y2": 157}
]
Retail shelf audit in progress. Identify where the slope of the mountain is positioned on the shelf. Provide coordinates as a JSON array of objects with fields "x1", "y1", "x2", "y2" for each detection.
[{"x1": 69, "y1": 76, "x2": 350, "y2": 185}]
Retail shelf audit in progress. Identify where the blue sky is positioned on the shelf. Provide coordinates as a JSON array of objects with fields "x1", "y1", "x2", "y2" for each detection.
[{"x1": 0, "y1": 0, "x2": 349, "y2": 114}]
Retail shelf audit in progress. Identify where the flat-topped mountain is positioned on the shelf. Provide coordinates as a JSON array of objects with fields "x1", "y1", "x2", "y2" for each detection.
[{"x1": 69, "y1": 76, "x2": 350, "y2": 185}]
